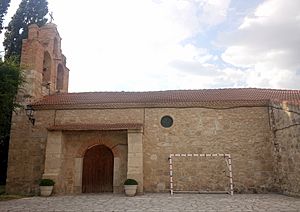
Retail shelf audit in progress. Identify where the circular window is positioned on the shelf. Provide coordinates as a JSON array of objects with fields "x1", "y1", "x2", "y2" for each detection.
[{"x1": 161, "y1": 115, "x2": 173, "y2": 128}]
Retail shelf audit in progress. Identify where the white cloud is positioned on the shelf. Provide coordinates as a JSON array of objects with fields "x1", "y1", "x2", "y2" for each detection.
[
  {"x1": 3, "y1": 0, "x2": 299, "y2": 91},
  {"x1": 47, "y1": 0, "x2": 231, "y2": 91},
  {"x1": 4, "y1": 0, "x2": 266, "y2": 91},
  {"x1": 221, "y1": 0, "x2": 300, "y2": 89},
  {"x1": 198, "y1": 0, "x2": 230, "y2": 26}
]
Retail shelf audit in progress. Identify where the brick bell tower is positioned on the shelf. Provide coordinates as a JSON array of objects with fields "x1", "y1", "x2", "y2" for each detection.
[
  {"x1": 6, "y1": 23, "x2": 70, "y2": 194},
  {"x1": 20, "y1": 23, "x2": 69, "y2": 101}
]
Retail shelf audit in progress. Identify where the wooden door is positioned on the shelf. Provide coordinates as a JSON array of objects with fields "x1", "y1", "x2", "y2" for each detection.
[{"x1": 82, "y1": 145, "x2": 113, "y2": 193}]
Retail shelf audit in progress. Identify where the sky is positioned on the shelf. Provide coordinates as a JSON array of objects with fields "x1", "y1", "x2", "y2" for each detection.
[{"x1": 1, "y1": 0, "x2": 300, "y2": 92}]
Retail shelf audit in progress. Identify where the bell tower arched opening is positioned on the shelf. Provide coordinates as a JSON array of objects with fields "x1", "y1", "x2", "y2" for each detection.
[
  {"x1": 53, "y1": 37, "x2": 58, "y2": 56},
  {"x1": 56, "y1": 64, "x2": 64, "y2": 90},
  {"x1": 42, "y1": 51, "x2": 51, "y2": 84}
]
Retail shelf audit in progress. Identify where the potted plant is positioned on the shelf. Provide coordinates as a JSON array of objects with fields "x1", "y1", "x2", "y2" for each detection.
[
  {"x1": 39, "y1": 179, "x2": 55, "y2": 197},
  {"x1": 124, "y1": 179, "x2": 138, "y2": 196}
]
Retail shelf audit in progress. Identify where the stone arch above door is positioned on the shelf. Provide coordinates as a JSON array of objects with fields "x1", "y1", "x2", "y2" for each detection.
[{"x1": 76, "y1": 137, "x2": 121, "y2": 158}]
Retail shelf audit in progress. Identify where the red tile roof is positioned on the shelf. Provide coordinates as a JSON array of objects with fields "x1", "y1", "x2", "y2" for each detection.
[
  {"x1": 32, "y1": 88, "x2": 300, "y2": 109},
  {"x1": 48, "y1": 123, "x2": 143, "y2": 131}
]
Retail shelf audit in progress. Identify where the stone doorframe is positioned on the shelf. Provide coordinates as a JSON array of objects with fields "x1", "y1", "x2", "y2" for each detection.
[
  {"x1": 43, "y1": 127, "x2": 144, "y2": 194},
  {"x1": 127, "y1": 128, "x2": 144, "y2": 193}
]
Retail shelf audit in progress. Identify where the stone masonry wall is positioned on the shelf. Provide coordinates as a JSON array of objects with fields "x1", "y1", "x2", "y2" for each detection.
[
  {"x1": 54, "y1": 108, "x2": 144, "y2": 125},
  {"x1": 143, "y1": 107, "x2": 274, "y2": 193},
  {"x1": 270, "y1": 102, "x2": 300, "y2": 197},
  {"x1": 6, "y1": 109, "x2": 55, "y2": 194},
  {"x1": 8, "y1": 106, "x2": 277, "y2": 194},
  {"x1": 20, "y1": 37, "x2": 44, "y2": 100}
]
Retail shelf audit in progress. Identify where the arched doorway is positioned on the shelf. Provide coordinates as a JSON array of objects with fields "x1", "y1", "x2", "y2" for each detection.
[{"x1": 82, "y1": 145, "x2": 114, "y2": 193}]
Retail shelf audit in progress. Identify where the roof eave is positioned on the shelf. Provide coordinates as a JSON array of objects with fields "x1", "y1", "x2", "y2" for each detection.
[{"x1": 32, "y1": 100, "x2": 271, "y2": 110}]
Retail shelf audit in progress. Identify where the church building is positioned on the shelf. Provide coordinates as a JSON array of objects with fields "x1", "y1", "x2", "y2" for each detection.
[{"x1": 6, "y1": 24, "x2": 300, "y2": 197}]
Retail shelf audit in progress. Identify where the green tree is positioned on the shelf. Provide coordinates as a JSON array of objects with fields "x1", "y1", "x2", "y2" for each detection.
[
  {"x1": 0, "y1": 0, "x2": 11, "y2": 34},
  {"x1": 3, "y1": 0, "x2": 48, "y2": 62},
  {"x1": 0, "y1": 59, "x2": 24, "y2": 184}
]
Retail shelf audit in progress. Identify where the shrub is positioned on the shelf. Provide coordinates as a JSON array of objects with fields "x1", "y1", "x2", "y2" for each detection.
[
  {"x1": 39, "y1": 179, "x2": 55, "y2": 186},
  {"x1": 124, "y1": 179, "x2": 138, "y2": 185}
]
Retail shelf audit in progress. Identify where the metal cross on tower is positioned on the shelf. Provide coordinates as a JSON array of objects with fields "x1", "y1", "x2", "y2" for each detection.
[{"x1": 49, "y1": 12, "x2": 54, "y2": 23}]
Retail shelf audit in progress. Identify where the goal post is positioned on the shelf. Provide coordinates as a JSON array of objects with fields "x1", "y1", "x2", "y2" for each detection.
[{"x1": 169, "y1": 153, "x2": 233, "y2": 195}]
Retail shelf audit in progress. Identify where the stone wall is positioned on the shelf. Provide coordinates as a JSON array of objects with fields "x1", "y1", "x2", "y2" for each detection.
[
  {"x1": 143, "y1": 107, "x2": 274, "y2": 193},
  {"x1": 7, "y1": 106, "x2": 278, "y2": 194},
  {"x1": 270, "y1": 102, "x2": 300, "y2": 196},
  {"x1": 6, "y1": 109, "x2": 55, "y2": 194},
  {"x1": 54, "y1": 108, "x2": 144, "y2": 125},
  {"x1": 52, "y1": 106, "x2": 276, "y2": 193}
]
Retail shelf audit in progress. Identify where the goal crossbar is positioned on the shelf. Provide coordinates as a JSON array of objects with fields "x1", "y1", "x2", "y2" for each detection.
[{"x1": 169, "y1": 153, "x2": 233, "y2": 195}]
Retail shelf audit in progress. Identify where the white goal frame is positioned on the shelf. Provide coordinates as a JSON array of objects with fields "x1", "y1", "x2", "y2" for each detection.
[{"x1": 169, "y1": 153, "x2": 233, "y2": 195}]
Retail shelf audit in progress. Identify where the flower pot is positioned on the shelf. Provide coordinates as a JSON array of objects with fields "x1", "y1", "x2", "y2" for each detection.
[
  {"x1": 124, "y1": 185, "x2": 138, "y2": 196},
  {"x1": 40, "y1": 186, "x2": 53, "y2": 197}
]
